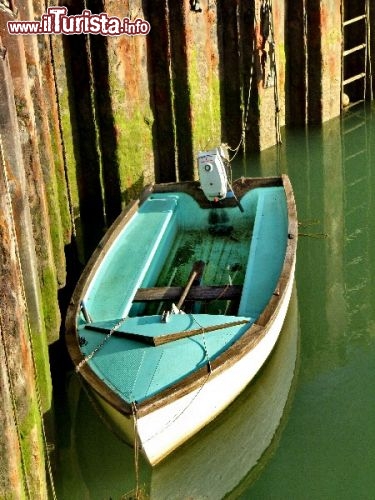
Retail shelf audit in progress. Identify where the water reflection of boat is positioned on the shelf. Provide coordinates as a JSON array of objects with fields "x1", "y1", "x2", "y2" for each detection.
[{"x1": 58, "y1": 286, "x2": 299, "y2": 499}]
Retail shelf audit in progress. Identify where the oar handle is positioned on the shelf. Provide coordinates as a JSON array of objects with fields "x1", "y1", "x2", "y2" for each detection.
[
  {"x1": 153, "y1": 318, "x2": 249, "y2": 346},
  {"x1": 176, "y1": 260, "x2": 205, "y2": 310}
]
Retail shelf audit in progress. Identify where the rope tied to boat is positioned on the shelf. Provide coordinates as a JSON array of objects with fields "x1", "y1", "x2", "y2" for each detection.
[
  {"x1": 191, "y1": 315, "x2": 212, "y2": 373},
  {"x1": 298, "y1": 220, "x2": 328, "y2": 239},
  {"x1": 131, "y1": 402, "x2": 142, "y2": 497},
  {"x1": 142, "y1": 369, "x2": 212, "y2": 445},
  {"x1": 75, "y1": 316, "x2": 128, "y2": 372},
  {"x1": 227, "y1": 0, "x2": 281, "y2": 163},
  {"x1": 140, "y1": 314, "x2": 215, "y2": 444},
  {"x1": 266, "y1": 0, "x2": 282, "y2": 147}
]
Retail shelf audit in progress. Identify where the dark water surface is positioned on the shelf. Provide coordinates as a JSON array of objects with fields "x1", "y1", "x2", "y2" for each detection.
[{"x1": 56, "y1": 104, "x2": 375, "y2": 499}]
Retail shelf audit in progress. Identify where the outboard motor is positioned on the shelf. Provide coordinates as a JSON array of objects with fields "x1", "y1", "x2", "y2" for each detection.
[
  {"x1": 198, "y1": 147, "x2": 244, "y2": 212},
  {"x1": 198, "y1": 147, "x2": 228, "y2": 202}
]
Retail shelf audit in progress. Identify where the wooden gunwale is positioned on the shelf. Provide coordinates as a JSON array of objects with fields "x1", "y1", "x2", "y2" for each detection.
[{"x1": 65, "y1": 175, "x2": 297, "y2": 418}]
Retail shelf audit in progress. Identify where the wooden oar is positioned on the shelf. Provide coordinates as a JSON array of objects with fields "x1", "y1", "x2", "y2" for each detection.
[
  {"x1": 152, "y1": 318, "x2": 248, "y2": 346},
  {"x1": 175, "y1": 260, "x2": 205, "y2": 311},
  {"x1": 86, "y1": 318, "x2": 249, "y2": 346}
]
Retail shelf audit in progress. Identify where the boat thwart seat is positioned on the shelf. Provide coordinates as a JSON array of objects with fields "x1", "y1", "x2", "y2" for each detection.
[
  {"x1": 84, "y1": 197, "x2": 178, "y2": 321},
  {"x1": 133, "y1": 285, "x2": 243, "y2": 302}
]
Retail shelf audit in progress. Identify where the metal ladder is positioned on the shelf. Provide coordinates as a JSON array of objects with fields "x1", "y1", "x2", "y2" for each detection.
[
  {"x1": 341, "y1": 2, "x2": 372, "y2": 335},
  {"x1": 341, "y1": 0, "x2": 373, "y2": 107},
  {"x1": 341, "y1": 105, "x2": 371, "y2": 337}
]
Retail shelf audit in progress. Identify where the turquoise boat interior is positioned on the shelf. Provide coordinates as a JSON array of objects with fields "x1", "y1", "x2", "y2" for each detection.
[{"x1": 77, "y1": 186, "x2": 288, "y2": 404}]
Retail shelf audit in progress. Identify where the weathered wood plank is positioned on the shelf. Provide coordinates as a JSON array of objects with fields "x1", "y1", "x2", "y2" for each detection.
[{"x1": 86, "y1": 318, "x2": 249, "y2": 346}]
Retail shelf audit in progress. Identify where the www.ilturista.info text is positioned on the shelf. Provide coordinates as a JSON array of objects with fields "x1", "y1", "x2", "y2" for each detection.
[{"x1": 7, "y1": 7, "x2": 151, "y2": 36}]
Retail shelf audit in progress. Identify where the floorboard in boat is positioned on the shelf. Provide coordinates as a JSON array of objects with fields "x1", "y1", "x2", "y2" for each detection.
[{"x1": 144, "y1": 223, "x2": 252, "y2": 315}]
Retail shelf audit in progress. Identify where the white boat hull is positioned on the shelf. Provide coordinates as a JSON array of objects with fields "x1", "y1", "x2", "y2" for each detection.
[{"x1": 94, "y1": 262, "x2": 295, "y2": 466}]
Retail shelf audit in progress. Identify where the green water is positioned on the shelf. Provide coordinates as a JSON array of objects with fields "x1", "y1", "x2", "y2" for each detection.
[
  {"x1": 241, "y1": 104, "x2": 375, "y2": 499},
  {"x1": 56, "y1": 104, "x2": 375, "y2": 499}
]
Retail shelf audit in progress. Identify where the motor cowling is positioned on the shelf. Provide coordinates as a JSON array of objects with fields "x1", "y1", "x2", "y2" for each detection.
[{"x1": 198, "y1": 148, "x2": 228, "y2": 202}]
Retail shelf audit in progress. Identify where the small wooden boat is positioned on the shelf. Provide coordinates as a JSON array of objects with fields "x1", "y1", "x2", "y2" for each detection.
[{"x1": 65, "y1": 158, "x2": 297, "y2": 466}]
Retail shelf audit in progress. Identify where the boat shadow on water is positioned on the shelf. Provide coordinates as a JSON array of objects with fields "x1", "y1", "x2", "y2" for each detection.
[{"x1": 57, "y1": 286, "x2": 300, "y2": 500}]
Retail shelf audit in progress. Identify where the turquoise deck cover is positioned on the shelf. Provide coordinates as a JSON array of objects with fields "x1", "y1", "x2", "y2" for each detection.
[{"x1": 81, "y1": 314, "x2": 251, "y2": 403}]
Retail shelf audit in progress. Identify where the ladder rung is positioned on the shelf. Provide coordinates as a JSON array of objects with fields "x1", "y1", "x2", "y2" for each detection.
[
  {"x1": 345, "y1": 99, "x2": 366, "y2": 110},
  {"x1": 345, "y1": 203, "x2": 367, "y2": 217},
  {"x1": 348, "y1": 175, "x2": 368, "y2": 188},
  {"x1": 343, "y1": 15, "x2": 366, "y2": 26},
  {"x1": 343, "y1": 44, "x2": 366, "y2": 56},
  {"x1": 342, "y1": 105, "x2": 366, "y2": 117},
  {"x1": 343, "y1": 73, "x2": 366, "y2": 85},
  {"x1": 343, "y1": 121, "x2": 365, "y2": 134},
  {"x1": 344, "y1": 150, "x2": 366, "y2": 161}
]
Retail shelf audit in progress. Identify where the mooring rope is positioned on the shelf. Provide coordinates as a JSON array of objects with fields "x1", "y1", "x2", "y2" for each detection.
[
  {"x1": 131, "y1": 402, "x2": 141, "y2": 498},
  {"x1": 228, "y1": 0, "x2": 282, "y2": 165},
  {"x1": 0, "y1": 134, "x2": 56, "y2": 499},
  {"x1": 140, "y1": 313, "x2": 214, "y2": 447},
  {"x1": 267, "y1": 0, "x2": 282, "y2": 146},
  {"x1": 259, "y1": 0, "x2": 283, "y2": 176},
  {"x1": 75, "y1": 316, "x2": 128, "y2": 372},
  {"x1": 191, "y1": 314, "x2": 213, "y2": 372},
  {"x1": 44, "y1": 0, "x2": 76, "y2": 238},
  {"x1": 83, "y1": 0, "x2": 107, "y2": 225},
  {"x1": 365, "y1": 0, "x2": 373, "y2": 101},
  {"x1": 75, "y1": 373, "x2": 145, "y2": 499},
  {"x1": 298, "y1": 232, "x2": 328, "y2": 239},
  {"x1": 141, "y1": 370, "x2": 212, "y2": 446},
  {"x1": 298, "y1": 219, "x2": 328, "y2": 238},
  {"x1": 75, "y1": 316, "x2": 128, "y2": 371},
  {"x1": 227, "y1": 11, "x2": 256, "y2": 162}
]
